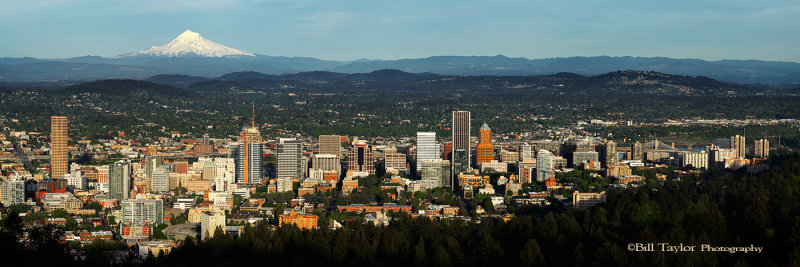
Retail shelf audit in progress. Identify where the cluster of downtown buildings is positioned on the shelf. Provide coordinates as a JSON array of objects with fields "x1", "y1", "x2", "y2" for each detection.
[{"x1": 0, "y1": 111, "x2": 776, "y2": 261}]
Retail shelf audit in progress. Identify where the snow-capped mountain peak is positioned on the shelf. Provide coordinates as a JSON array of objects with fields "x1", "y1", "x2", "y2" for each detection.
[{"x1": 123, "y1": 30, "x2": 255, "y2": 58}]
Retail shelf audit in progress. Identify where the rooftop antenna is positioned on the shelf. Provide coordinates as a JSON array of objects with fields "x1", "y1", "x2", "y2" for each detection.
[{"x1": 251, "y1": 101, "x2": 255, "y2": 128}]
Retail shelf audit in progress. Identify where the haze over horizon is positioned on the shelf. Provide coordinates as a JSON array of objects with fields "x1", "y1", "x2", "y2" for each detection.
[{"x1": 1, "y1": 0, "x2": 799, "y2": 63}]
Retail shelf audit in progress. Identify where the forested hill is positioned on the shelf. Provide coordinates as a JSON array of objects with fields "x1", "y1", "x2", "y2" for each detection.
[
  {"x1": 59, "y1": 79, "x2": 193, "y2": 97},
  {"x1": 148, "y1": 69, "x2": 763, "y2": 96}
]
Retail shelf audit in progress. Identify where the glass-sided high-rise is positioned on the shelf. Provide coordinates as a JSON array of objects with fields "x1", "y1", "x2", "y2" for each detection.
[
  {"x1": 416, "y1": 132, "x2": 440, "y2": 176},
  {"x1": 277, "y1": 138, "x2": 304, "y2": 179},
  {"x1": 109, "y1": 161, "x2": 130, "y2": 201}
]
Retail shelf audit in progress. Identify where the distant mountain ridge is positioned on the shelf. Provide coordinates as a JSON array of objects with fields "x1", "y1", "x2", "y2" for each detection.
[
  {"x1": 136, "y1": 69, "x2": 765, "y2": 96},
  {"x1": 2, "y1": 31, "x2": 799, "y2": 85},
  {"x1": 3, "y1": 55, "x2": 799, "y2": 85}
]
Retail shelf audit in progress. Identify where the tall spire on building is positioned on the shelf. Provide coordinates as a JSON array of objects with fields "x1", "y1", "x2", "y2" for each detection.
[{"x1": 238, "y1": 101, "x2": 263, "y2": 185}]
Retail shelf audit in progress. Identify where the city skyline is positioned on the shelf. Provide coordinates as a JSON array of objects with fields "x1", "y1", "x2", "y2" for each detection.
[
  {"x1": 1, "y1": 1, "x2": 798, "y2": 62},
  {"x1": 0, "y1": 0, "x2": 798, "y2": 261}
]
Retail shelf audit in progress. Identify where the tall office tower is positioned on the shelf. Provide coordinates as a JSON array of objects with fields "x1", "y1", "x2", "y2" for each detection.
[
  {"x1": 476, "y1": 123, "x2": 494, "y2": 165},
  {"x1": 347, "y1": 142, "x2": 375, "y2": 175},
  {"x1": 109, "y1": 161, "x2": 131, "y2": 201},
  {"x1": 151, "y1": 166, "x2": 169, "y2": 193},
  {"x1": 536, "y1": 150, "x2": 555, "y2": 182},
  {"x1": 202, "y1": 133, "x2": 210, "y2": 145},
  {"x1": 120, "y1": 199, "x2": 164, "y2": 226},
  {"x1": 632, "y1": 141, "x2": 644, "y2": 161},
  {"x1": 415, "y1": 132, "x2": 440, "y2": 175},
  {"x1": 731, "y1": 135, "x2": 749, "y2": 158},
  {"x1": 421, "y1": 159, "x2": 452, "y2": 189},
  {"x1": 519, "y1": 143, "x2": 534, "y2": 161},
  {"x1": 319, "y1": 135, "x2": 342, "y2": 156},
  {"x1": 236, "y1": 105, "x2": 263, "y2": 184},
  {"x1": 452, "y1": 111, "x2": 471, "y2": 174},
  {"x1": 277, "y1": 138, "x2": 304, "y2": 179},
  {"x1": 731, "y1": 135, "x2": 746, "y2": 158},
  {"x1": 50, "y1": 116, "x2": 68, "y2": 179},
  {"x1": 754, "y1": 139, "x2": 769, "y2": 159},
  {"x1": 599, "y1": 140, "x2": 617, "y2": 167},
  {"x1": 144, "y1": 155, "x2": 163, "y2": 180}
]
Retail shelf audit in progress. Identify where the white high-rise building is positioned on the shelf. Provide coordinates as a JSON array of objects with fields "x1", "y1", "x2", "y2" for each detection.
[
  {"x1": 277, "y1": 138, "x2": 304, "y2": 179},
  {"x1": 731, "y1": 135, "x2": 746, "y2": 158},
  {"x1": 144, "y1": 155, "x2": 163, "y2": 180},
  {"x1": 682, "y1": 151, "x2": 708, "y2": 169},
  {"x1": 201, "y1": 209, "x2": 226, "y2": 240},
  {"x1": 416, "y1": 132, "x2": 440, "y2": 175},
  {"x1": 754, "y1": 139, "x2": 769, "y2": 159},
  {"x1": 0, "y1": 174, "x2": 26, "y2": 205},
  {"x1": 151, "y1": 166, "x2": 169, "y2": 193},
  {"x1": 236, "y1": 125, "x2": 263, "y2": 185},
  {"x1": 520, "y1": 143, "x2": 534, "y2": 161},
  {"x1": 536, "y1": 150, "x2": 555, "y2": 182},
  {"x1": 213, "y1": 158, "x2": 236, "y2": 192}
]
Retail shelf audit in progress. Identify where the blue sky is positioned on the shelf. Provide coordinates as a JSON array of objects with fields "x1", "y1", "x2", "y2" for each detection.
[{"x1": 1, "y1": 0, "x2": 798, "y2": 62}]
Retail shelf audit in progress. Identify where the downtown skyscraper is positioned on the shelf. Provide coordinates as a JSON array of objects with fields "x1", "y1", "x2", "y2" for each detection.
[
  {"x1": 451, "y1": 111, "x2": 471, "y2": 174},
  {"x1": 277, "y1": 138, "x2": 304, "y2": 179},
  {"x1": 109, "y1": 161, "x2": 131, "y2": 201},
  {"x1": 416, "y1": 132, "x2": 440, "y2": 176},
  {"x1": 347, "y1": 141, "x2": 375, "y2": 176},
  {"x1": 754, "y1": 139, "x2": 769, "y2": 159},
  {"x1": 476, "y1": 123, "x2": 493, "y2": 165},
  {"x1": 50, "y1": 116, "x2": 68, "y2": 179},
  {"x1": 236, "y1": 104, "x2": 263, "y2": 184},
  {"x1": 599, "y1": 140, "x2": 617, "y2": 167},
  {"x1": 731, "y1": 135, "x2": 746, "y2": 158},
  {"x1": 536, "y1": 150, "x2": 555, "y2": 182},
  {"x1": 318, "y1": 135, "x2": 342, "y2": 156}
]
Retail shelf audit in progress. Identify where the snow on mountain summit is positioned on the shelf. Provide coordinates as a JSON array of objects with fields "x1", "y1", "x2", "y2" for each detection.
[{"x1": 124, "y1": 30, "x2": 255, "y2": 58}]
